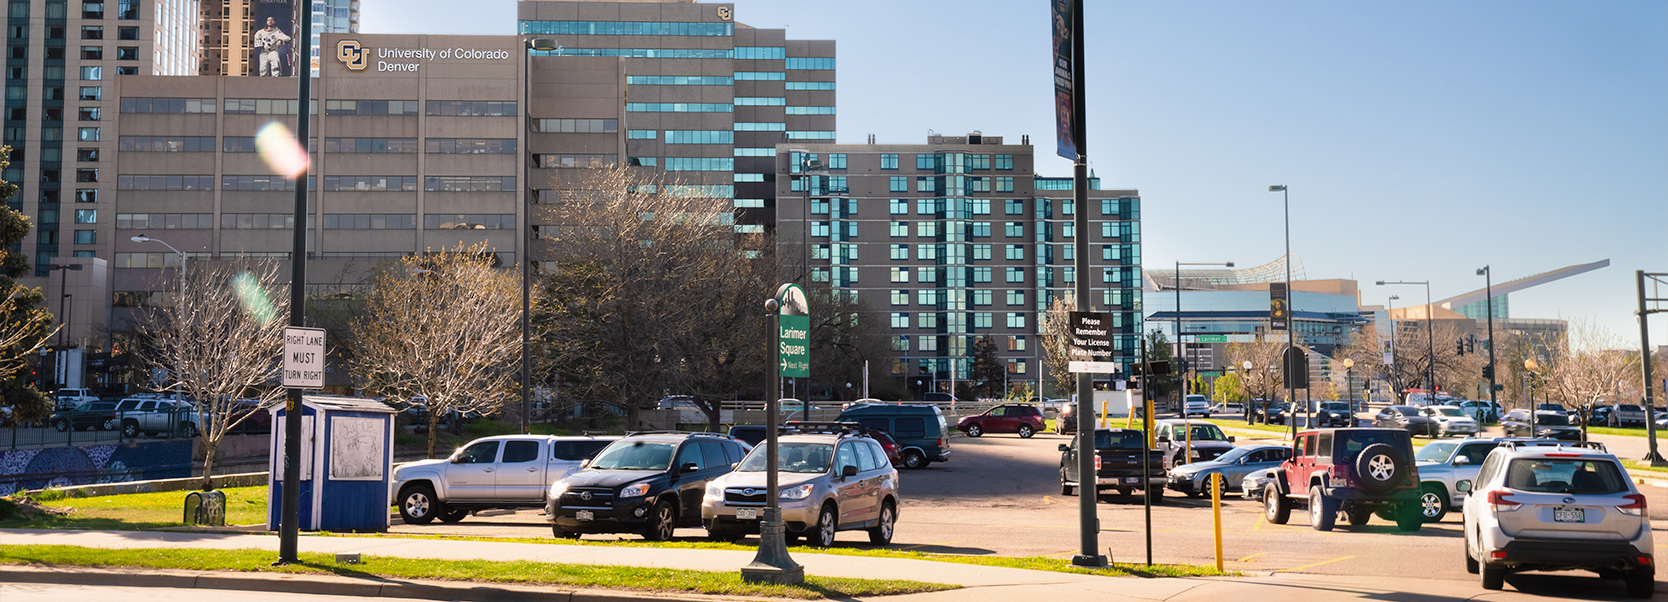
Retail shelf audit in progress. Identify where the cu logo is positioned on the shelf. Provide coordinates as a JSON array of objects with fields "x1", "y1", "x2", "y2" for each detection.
[
  {"x1": 336, "y1": 39, "x2": 367, "y2": 71},
  {"x1": 716, "y1": 6, "x2": 732, "y2": 21}
]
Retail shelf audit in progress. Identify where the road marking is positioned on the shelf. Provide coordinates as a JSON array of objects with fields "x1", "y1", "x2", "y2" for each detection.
[
  {"x1": 1237, "y1": 551, "x2": 1268, "y2": 562},
  {"x1": 1278, "y1": 555, "x2": 1356, "y2": 572},
  {"x1": 1253, "y1": 515, "x2": 1265, "y2": 531}
]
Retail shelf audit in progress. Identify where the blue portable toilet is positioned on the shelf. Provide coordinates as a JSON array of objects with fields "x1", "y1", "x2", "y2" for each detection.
[{"x1": 267, "y1": 395, "x2": 397, "y2": 532}]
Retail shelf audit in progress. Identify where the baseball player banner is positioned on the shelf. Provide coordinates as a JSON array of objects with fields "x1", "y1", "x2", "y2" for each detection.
[{"x1": 251, "y1": 0, "x2": 296, "y2": 77}]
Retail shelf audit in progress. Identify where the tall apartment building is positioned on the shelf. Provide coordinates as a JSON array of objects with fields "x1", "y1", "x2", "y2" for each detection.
[
  {"x1": 774, "y1": 135, "x2": 1144, "y2": 395},
  {"x1": 518, "y1": 0, "x2": 835, "y2": 228},
  {"x1": 199, "y1": 0, "x2": 358, "y2": 76},
  {"x1": 4, "y1": 0, "x2": 199, "y2": 345}
]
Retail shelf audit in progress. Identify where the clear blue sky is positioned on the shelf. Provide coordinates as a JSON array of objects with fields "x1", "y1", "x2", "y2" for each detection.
[{"x1": 364, "y1": 0, "x2": 1668, "y2": 350}]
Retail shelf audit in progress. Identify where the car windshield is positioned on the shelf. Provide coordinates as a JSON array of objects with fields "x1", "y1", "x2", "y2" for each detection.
[
  {"x1": 1094, "y1": 430, "x2": 1146, "y2": 450},
  {"x1": 587, "y1": 441, "x2": 676, "y2": 471},
  {"x1": 1436, "y1": 407, "x2": 1467, "y2": 417},
  {"x1": 1619, "y1": 405, "x2": 1642, "y2": 411},
  {"x1": 737, "y1": 442, "x2": 834, "y2": 474},
  {"x1": 1505, "y1": 458, "x2": 1628, "y2": 494},
  {"x1": 1417, "y1": 441, "x2": 1459, "y2": 463},
  {"x1": 1177, "y1": 423, "x2": 1228, "y2": 441},
  {"x1": 1321, "y1": 403, "x2": 1348, "y2": 410},
  {"x1": 1214, "y1": 447, "x2": 1254, "y2": 463},
  {"x1": 1535, "y1": 414, "x2": 1570, "y2": 426}
]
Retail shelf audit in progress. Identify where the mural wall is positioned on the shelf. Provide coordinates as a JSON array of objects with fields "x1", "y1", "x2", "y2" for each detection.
[{"x1": 0, "y1": 440, "x2": 192, "y2": 496}]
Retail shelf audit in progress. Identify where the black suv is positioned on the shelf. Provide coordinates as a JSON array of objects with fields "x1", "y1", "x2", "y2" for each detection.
[
  {"x1": 1265, "y1": 427, "x2": 1424, "y2": 532},
  {"x1": 1501, "y1": 409, "x2": 1582, "y2": 440},
  {"x1": 1059, "y1": 428, "x2": 1168, "y2": 501},
  {"x1": 1315, "y1": 402, "x2": 1354, "y2": 427},
  {"x1": 546, "y1": 432, "x2": 749, "y2": 541}
]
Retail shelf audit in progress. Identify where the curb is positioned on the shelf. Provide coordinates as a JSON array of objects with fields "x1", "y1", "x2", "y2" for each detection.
[{"x1": 0, "y1": 565, "x2": 740, "y2": 602}]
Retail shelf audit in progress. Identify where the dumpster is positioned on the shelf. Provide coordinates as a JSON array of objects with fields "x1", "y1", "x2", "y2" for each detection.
[{"x1": 267, "y1": 395, "x2": 396, "y2": 532}]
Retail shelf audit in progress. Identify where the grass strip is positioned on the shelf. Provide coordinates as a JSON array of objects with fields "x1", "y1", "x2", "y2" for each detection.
[
  {"x1": 1623, "y1": 460, "x2": 1668, "y2": 476},
  {"x1": 1583, "y1": 426, "x2": 1651, "y2": 438},
  {"x1": 1, "y1": 486, "x2": 269, "y2": 530},
  {"x1": 0, "y1": 544, "x2": 952, "y2": 599}
]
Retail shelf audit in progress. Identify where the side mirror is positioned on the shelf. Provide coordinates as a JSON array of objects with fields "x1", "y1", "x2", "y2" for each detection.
[
  {"x1": 1455, "y1": 480, "x2": 1472, "y2": 493},
  {"x1": 1237, "y1": 457, "x2": 1248, "y2": 465},
  {"x1": 1057, "y1": 443, "x2": 1069, "y2": 452},
  {"x1": 1453, "y1": 456, "x2": 1471, "y2": 466},
  {"x1": 1228, "y1": 436, "x2": 1236, "y2": 443},
  {"x1": 841, "y1": 465, "x2": 858, "y2": 478},
  {"x1": 451, "y1": 456, "x2": 465, "y2": 464},
  {"x1": 580, "y1": 459, "x2": 590, "y2": 469},
  {"x1": 680, "y1": 462, "x2": 699, "y2": 474},
  {"x1": 1157, "y1": 435, "x2": 1169, "y2": 443}
]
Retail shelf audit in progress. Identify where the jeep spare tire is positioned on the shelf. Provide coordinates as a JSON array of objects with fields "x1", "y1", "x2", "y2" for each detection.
[{"x1": 1355, "y1": 443, "x2": 1406, "y2": 493}]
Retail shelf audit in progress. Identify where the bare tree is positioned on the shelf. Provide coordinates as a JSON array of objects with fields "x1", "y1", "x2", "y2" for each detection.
[
  {"x1": 140, "y1": 259, "x2": 289, "y2": 489},
  {"x1": 1223, "y1": 329, "x2": 1286, "y2": 419},
  {"x1": 350, "y1": 244, "x2": 522, "y2": 457},
  {"x1": 1038, "y1": 296, "x2": 1077, "y2": 398},
  {"x1": 535, "y1": 167, "x2": 769, "y2": 430},
  {"x1": 1545, "y1": 320, "x2": 1639, "y2": 412}
]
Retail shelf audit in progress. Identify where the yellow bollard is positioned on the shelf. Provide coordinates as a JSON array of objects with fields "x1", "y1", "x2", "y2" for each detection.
[
  {"x1": 1212, "y1": 472, "x2": 1224, "y2": 572},
  {"x1": 1146, "y1": 397, "x2": 1156, "y2": 449},
  {"x1": 1101, "y1": 398, "x2": 1109, "y2": 429}
]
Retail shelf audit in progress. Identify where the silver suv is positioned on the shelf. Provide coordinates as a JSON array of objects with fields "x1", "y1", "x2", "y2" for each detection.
[
  {"x1": 1461, "y1": 440, "x2": 1655, "y2": 597},
  {"x1": 702, "y1": 422, "x2": 899, "y2": 547},
  {"x1": 1414, "y1": 437, "x2": 1533, "y2": 522}
]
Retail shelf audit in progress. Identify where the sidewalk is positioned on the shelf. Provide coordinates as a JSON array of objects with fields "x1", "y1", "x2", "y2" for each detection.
[{"x1": 2, "y1": 528, "x2": 1647, "y2": 601}]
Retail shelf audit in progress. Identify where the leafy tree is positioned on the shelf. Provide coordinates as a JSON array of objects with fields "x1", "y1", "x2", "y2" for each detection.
[
  {"x1": 1211, "y1": 372, "x2": 1245, "y2": 404},
  {"x1": 0, "y1": 147, "x2": 55, "y2": 425},
  {"x1": 968, "y1": 335, "x2": 1005, "y2": 398}
]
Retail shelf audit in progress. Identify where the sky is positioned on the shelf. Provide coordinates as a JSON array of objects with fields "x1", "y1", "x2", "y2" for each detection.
[{"x1": 362, "y1": 0, "x2": 1668, "y2": 350}]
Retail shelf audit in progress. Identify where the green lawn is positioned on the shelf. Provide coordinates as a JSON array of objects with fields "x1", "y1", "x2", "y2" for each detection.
[
  {"x1": 1, "y1": 486, "x2": 269, "y2": 530},
  {"x1": 1584, "y1": 425, "x2": 1654, "y2": 438},
  {"x1": 0, "y1": 544, "x2": 950, "y2": 600}
]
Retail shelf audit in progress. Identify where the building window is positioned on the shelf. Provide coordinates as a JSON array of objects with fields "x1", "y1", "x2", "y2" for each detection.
[
  {"x1": 881, "y1": 153, "x2": 898, "y2": 170},
  {"x1": 889, "y1": 221, "x2": 908, "y2": 237},
  {"x1": 116, "y1": 0, "x2": 136, "y2": 19},
  {"x1": 425, "y1": 138, "x2": 516, "y2": 154},
  {"x1": 1006, "y1": 313, "x2": 1026, "y2": 329},
  {"x1": 915, "y1": 222, "x2": 938, "y2": 238},
  {"x1": 890, "y1": 290, "x2": 908, "y2": 306},
  {"x1": 80, "y1": 45, "x2": 103, "y2": 59},
  {"x1": 79, "y1": 87, "x2": 102, "y2": 101},
  {"x1": 115, "y1": 46, "x2": 136, "y2": 60},
  {"x1": 1008, "y1": 335, "x2": 1027, "y2": 351},
  {"x1": 74, "y1": 168, "x2": 98, "y2": 182},
  {"x1": 917, "y1": 313, "x2": 938, "y2": 329},
  {"x1": 973, "y1": 313, "x2": 992, "y2": 329},
  {"x1": 79, "y1": 66, "x2": 102, "y2": 80},
  {"x1": 424, "y1": 176, "x2": 515, "y2": 192},
  {"x1": 121, "y1": 175, "x2": 215, "y2": 190},
  {"x1": 117, "y1": 26, "x2": 137, "y2": 39},
  {"x1": 890, "y1": 267, "x2": 908, "y2": 283},
  {"x1": 1007, "y1": 290, "x2": 1026, "y2": 306},
  {"x1": 973, "y1": 244, "x2": 991, "y2": 260},
  {"x1": 827, "y1": 153, "x2": 846, "y2": 169},
  {"x1": 532, "y1": 118, "x2": 617, "y2": 133},
  {"x1": 122, "y1": 97, "x2": 216, "y2": 113},
  {"x1": 890, "y1": 313, "x2": 910, "y2": 328},
  {"x1": 324, "y1": 214, "x2": 418, "y2": 230},
  {"x1": 916, "y1": 177, "x2": 935, "y2": 193},
  {"x1": 77, "y1": 127, "x2": 100, "y2": 141},
  {"x1": 75, "y1": 189, "x2": 97, "y2": 203},
  {"x1": 74, "y1": 209, "x2": 98, "y2": 223},
  {"x1": 77, "y1": 107, "x2": 101, "y2": 121},
  {"x1": 917, "y1": 289, "x2": 938, "y2": 307},
  {"x1": 114, "y1": 66, "x2": 136, "y2": 75},
  {"x1": 889, "y1": 244, "x2": 908, "y2": 260},
  {"x1": 117, "y1": 213, "x2": 214, "y2": 229},
  {"x1": 974, "y1": 267, "x2": 992, "y2": 283},
  {"x1": 971, "y1": 222, "x2": 990, "y2": 238},
  {"x1": 74, "y1": 230, "x2": 96, "y2": 244},
  {"x1": 425, "y1": 101, "x2": 516, "y2": 116},
  {"x1": 917, "y1": 267, "x2": 936, "y2": 284},
  {"x1": 76, "y1": 148, "x2": 99, "y2": 161},
  {"x1": 973, "y1": 290, "x2": 992, "y2": 306},
  {"x1": 995, "y1": 154, "x2": 1014, "y2": 170},
  {"x1": 918, "y1": 336, "x2": 938, "y2": 352},
  {"x1": 1005, "y1": 222, "x2": 1024, "y2": 237},
  {"x1": 82, "y1": 26, "x2": 103, "y2": 39},
  {"x1": 1008, "y1": 359, "x2": 1026, "y2": 374},
  {"x1": 1005, "y1": 267, "x2": 1025, "y2": 283},
  {"x1": 996, "y1": 177, "x2": 1014, "y2": 192}
]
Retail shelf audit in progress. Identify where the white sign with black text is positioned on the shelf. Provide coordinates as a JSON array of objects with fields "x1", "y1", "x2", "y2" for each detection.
[
  {"x1": 1066, "y1": 311, "x2": 1117, "y2": 374},
  {"x1": 283, "y1": 326, "x2": 326, "y2": 389}
]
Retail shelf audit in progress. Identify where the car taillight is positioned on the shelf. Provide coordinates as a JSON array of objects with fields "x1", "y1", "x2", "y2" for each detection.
[
  {"x1": 1094, "y1": 455, "x2": 1102, "y2": 470},
  {"x1": 1488, "y1": 490, "x2": 1522, "y2": 512},
  {"x1": 1619, "y1": 494, "x2": 1647, "y2": 516}
]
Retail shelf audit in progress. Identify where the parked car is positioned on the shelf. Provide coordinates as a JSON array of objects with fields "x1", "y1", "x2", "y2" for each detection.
[
  {"x1": 1314, "y1": 402, "x2": 1354, "y2": 428},
  {"x1": 1462, "y1": 440, "x2": 1654, "y2": 597},
  {"x1": 1405, "y1": 392, "x2": 1456, "y2": 408},
  {"x1": 1253, "y1": 401, "x2": 1290, "y2": 425},
  {"x1": 1459, "y1": 399, "x2": 1504, "y2": 423},
  {"x1": 1607, "y1": 403, "x2": 1647, "y2": 427},
  {"x1": 49, "y1": 401, "x2": 120, "y2": 432},
  {"x1": 53, "y1": 388, "x2": 99, "y2": 411},
  {"x1": 1423, "y1": 405, "x2": 1479, "y2": 438},
  {"x1": 1263, "y1": 427, "x2": 1424, "y2": 532},
  {"x1": 1535, "y1": 402, "x2": 1568, "y2": 415},
  {"x1": 1168, "y1": 444, "x2": 1292, "y2": 498},
  {"x1": 1241, "y1": 467, "x2": 1277, "y2": 500},
  {"x1": 113, "y1": 396, "x2": 198, "y2": 438},
  {"x1": 1182, "y1": 394, "x2": 1212, "y2": 418},
  {"x1": 727, "y1": 424, "x2": 768, "y2": 447},
  {"x1": 1054, "y1": 403, "x2": 1102, "y2": 435},
  {"x1": 393, "y1": 434, "x2": 619, "y2": 525},
  {"x1": 1588, "y1": 405, "x2": 1614, "y2": 428},
  {"x1": 702, "y1": 424, "x2": 899, "y2": 546},
  {"x1": 785, "y1": 421, "x2": 901, "y2": 468},
  {"x1": 1500, "y1": 409, "x2": 1582, "y2": 440},
  {"x1": 836, "y1": 403, "x2": 950, "y2": 469},
  {"x1": 1374, "y1": 405, "x2": 1438, "y2": 437},
  {"x1": 1210, "y1": 401, "x2": 1245, "y2": 416},
  {"x1": 956, "y1": 403, "x2": 1044, "y2": 438},
  {"x1": 1153, "y1": 419, "x2": 1236, "y2": 469},
  {"x1": 1413, "y1": 437, "x2": 1514, "y2": 522},
  {"x1": 1059, "y1": 428, "x2": 1168, "y2": 501},
  {"x1": 546, "y1": 432, "x2": 747, "y2": 540}
]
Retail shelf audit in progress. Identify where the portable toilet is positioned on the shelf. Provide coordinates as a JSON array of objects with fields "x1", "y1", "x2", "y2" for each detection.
[{"x1": 267, "y1": 395, "x2": 397, "y2": 532}]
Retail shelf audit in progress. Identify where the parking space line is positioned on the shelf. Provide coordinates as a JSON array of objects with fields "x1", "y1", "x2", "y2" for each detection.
[
  {"x1": 1277, "y1": 555, "x2": 1356, "y2": 572},
  {"x1": 1236, "y1": 551, "x2": 1269, "y2": 562}
]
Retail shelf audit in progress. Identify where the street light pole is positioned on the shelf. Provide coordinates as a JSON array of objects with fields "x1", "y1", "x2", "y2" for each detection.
[
  {"x1": 1268, "y1": 185, "x2": 1295, "y2": 438},
  {"x1": 130, "y1": 235, "x2": 186, "y2": 390},
  {"x1": 523, "y1": 38, "x2": 557, "y2": 435},
  {"x1": 48, "y1": 263, "x2": 84, "y2": 351},
  {"x1": 1378, "y1": 280, "x2": 1434, "y2": 398},
  {"x1": 1478, "y1": 266, "x2": 1497, "y2": 414},
  {"x1": 1344, "y1": 358, "x2": 1356, "y2": 427},
  {"x1": 1175, "y1": 261, "x2": 1233, "y2": 408}
]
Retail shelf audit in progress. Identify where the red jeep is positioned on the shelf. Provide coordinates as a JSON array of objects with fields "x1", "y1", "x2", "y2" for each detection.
[{"x1": 1263, "y1": 427, "x2": 1424, "y2": 531}]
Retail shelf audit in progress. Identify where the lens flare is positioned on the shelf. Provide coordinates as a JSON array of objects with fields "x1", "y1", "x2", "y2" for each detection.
[
  {"x1": 232, "y1": 271, "x2": 278, "y2": 326},
  {"x1": 255, "y1": 121, "x2": 309, "y2": 178}
]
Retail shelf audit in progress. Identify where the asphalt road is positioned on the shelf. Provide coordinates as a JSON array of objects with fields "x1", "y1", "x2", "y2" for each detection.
[{"x1": 389, "y1": 426, "x2": 1666, "y2": 598}]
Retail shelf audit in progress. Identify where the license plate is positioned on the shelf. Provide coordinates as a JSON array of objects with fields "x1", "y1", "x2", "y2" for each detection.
[
  {"x1": 735, "y1": 508, "x2": 759, "y2": 520},
  {"x1": 575, "y1": 510, "x2": 593, "y2": 521},
  {"x1": 1552, "y1": 507, "x2": 1585, "y2": 523},
  {"x1": 1125, "y1": 477, "x2": 1140, "y2": 484}
]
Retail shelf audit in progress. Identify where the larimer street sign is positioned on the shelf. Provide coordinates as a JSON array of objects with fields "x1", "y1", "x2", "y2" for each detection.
[
  {"x1": 775, "y1": 283, "x2": 809, "y2": 378},
  {"x1": 1066, "y1": 311, "x2": 1116, "y2": 374}
]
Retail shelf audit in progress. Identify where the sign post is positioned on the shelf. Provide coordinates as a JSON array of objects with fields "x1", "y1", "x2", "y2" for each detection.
[{"x1": 742, "y1": 283, "x2": 806, "y2": 585}]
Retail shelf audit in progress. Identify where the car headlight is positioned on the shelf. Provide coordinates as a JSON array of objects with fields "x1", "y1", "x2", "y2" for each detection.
[
  {"x1": 619, "y1": 483, "x2": 650, "y2": 498},
  {"x1": 548, "y1": 480, "x2": 568, "y2": 499},
  {"x1": 704, "y1": 482, "x2": 724, "y2": 502},
  {"x1": 1189, "y1": 449, "x2": 1202, "y2": 458},
  {"x1": 779, "y1": 484, "x2": 814, "y2": 500}
]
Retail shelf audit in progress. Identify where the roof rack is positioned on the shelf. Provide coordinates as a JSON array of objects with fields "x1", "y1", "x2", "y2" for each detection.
[
  {"x1": 782, "y1": 421, "x2": 864, "y2": 436},
  {"x1": 622, "y1": 430, "x2": 736, "y2": 440},
  {"x1": 1501, "y1": 439, "x2": 1608, "y2": 452}
]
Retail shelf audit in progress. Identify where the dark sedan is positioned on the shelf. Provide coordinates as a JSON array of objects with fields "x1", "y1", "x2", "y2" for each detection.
[
  {"x1": 1252, "y1": 401, "x2": 1290, "y2": 425},
  {"x1": 1374, "y1": 405, "x2": 1437, "y2": 437},
  {"x1": 1501, "y1": 409, "x2": 1583, "y2": 440}
]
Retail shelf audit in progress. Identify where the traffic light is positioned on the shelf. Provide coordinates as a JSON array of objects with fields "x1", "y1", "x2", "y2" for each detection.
[
  {"x1": 1482, "y1": 364, "x2": 1494, "y2": 379},
  {"x1": 1466, "y1": 335, "x2": 1476, "y2": 354},
  {"x1": 1456, "y1": 339, "x2": 1465, "y2": 356}
]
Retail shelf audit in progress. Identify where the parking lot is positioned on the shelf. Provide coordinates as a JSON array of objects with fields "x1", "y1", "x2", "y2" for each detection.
[{"x1": 388, "y1": 423, "x2": 1668, "y2": 596}]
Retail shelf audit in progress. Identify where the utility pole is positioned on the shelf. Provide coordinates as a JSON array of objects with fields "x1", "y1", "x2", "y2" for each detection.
[{"x1": 1636, "y1": 271, "x2": 1665, "y2": 465}]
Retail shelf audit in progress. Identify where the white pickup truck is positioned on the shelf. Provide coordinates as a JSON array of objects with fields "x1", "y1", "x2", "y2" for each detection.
[{"x1": 391, "y1": 434, "x2": 619, "y2": 524}]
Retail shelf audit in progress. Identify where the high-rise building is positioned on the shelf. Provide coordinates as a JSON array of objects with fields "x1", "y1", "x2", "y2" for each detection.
[
  {"x1": 199, "y1": 0, "x2": 357, "y2": 76},
  {"x1": 4, "y1": 0, "x2": 200, "y2": 333},
  {"x1": 774, "y1": 134, "x2": 1144, "y2": 395},
  {"x1": 518, "y1": 0, "x2": 835, "y2": 229}
]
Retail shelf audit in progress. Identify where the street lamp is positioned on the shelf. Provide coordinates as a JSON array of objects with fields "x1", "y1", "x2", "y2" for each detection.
[
  {"x1": 1343, "y1": 358, "x2": 1356, "y2": 427},
  {"x1": 132, "y1": 234, "x2": 187, "y2": 391},
  {"x1": 786, "y1": 148, "x2": 823, "y2": 286},
  {"x1": 1477, "y1": 266, "x2": 1497, "y2": 414},
  {"x1": 1174, "y1": 261, "x2": 1233, "y2": 406},
  {"x1": 1377, "y1": 280, "x2": 1433, "y2": 401},
  {"x1": 1267, "y1": 185, "x2": 1295, "y2": 439},
  {"x1": 1242, "y1": 360, "x2": 1253, "y2": 423},
  {"x1": 522, "y1": 37, "x2": 557, "y2": 435},
  {"x1": 47, "y1": 263, "x2": 84, "y2": 350}
]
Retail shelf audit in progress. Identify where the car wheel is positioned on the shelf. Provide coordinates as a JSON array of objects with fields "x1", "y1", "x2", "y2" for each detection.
[
  {"x1": 868, "y1": 501, "x2": 896, "y2": 545},
  {"x1": 901, "y1": 449, "x2": 927, "y2": 470},
  {"x1": 1147, "y1": 486, "x2": 1164, "y2": 504},
  {"x1": 1017, "y1": 424, "x2": 1034, "y2": 439},
  {"x1": 1263, "y1": 483, "x2": 1290, "y2": 524},
  {"x1": 439, "y1": 507, "x2": 468, "y2": 523},
  {"x1": 1464, "y1": 528, "x2": 1479, "y2": 574},
  {"x1": 1206, "y1": 475, "x2": 1227, "y2": 500},
  {"x1": 552, "y1": 525, "x2": 578, "y2": 539},
  {"x1": 1625, "y1": 568, "x2": 1655, "y2": 599},
  {"x1": 1419, "y1": 485, "x2": 1449, "y2": 523},
  {"x1": 398, "y1": 485, "x2": 437, "y2": 525},
  {"x1": 1480, "y1": 560, "x2": 1506, "y2": 590},
  {"x1": 1309, "y1": 488, "x2": 1337, "y2": 531},
  {"x1": 965, "y1": 424, "x2": 983, "y2": 437},
  {"x1": 121, "y1": 421, "x2": 140, "y2": 438},
  {"x1": 1060, "y1": 467, "x2": 1075, "y2": 496},
  {"x1": 1394, "y1": 501, "x2": 1424, "y2": 532},
  {"x1": 642, "y1": 500, "x2": 676, "y2": 542},
  {"x1": 1346, "y1": 507, "x2": 1372, "y2": 526},
  {"x1": 52, "y1": 418, "x2": 68, "y2": 432},
  {"x1": 810, "y1": 503, "x2": 838, "y2": 547},
  {"x1": 101, "y1": 418, "x2": 119, "y2": 431}
]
